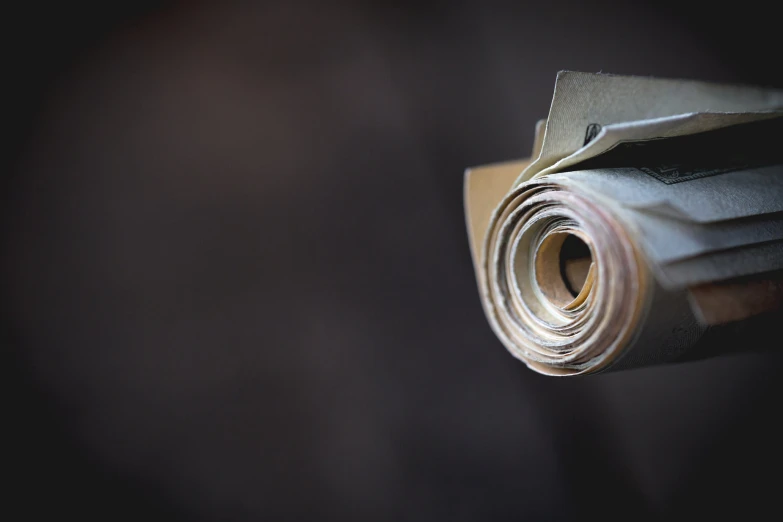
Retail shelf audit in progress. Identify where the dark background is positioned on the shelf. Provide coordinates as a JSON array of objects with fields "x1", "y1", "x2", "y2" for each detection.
[{"x1": 3, "y1": 2, "x2": 782, "y2": 520}]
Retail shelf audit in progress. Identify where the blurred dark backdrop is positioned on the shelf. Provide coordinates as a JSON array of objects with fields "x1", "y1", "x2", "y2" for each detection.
[{"x1": 3, "y1": 2, "x2": 783, "y2": 521}]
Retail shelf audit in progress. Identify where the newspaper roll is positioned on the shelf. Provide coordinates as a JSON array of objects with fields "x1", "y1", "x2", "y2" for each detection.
[
  {"x1": 480, "y1": 176, "x2": 706, "y2": 375},
  {"x1": 466, "y1": 72, "x2": 783, "y2": 376}
]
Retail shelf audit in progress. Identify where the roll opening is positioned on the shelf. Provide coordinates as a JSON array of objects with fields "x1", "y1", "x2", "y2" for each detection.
[{"x1": 534, "y1": 232, "x2": 595, "y2": 310}]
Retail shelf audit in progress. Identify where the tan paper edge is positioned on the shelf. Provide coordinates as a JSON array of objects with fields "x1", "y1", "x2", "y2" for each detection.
[
  {"x1": 688, "y1": 275, "x2": 783, "y2": 325},
  {"x1": 464, "y1": 158, "x2": 532, "y2": 272}
]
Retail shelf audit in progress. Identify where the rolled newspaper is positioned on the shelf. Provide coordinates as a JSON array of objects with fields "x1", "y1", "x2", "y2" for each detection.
[{"x1": 465, "y1": 72, "x2": 783, "y2": 375}]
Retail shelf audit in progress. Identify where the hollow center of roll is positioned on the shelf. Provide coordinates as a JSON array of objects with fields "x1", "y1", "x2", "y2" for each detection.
[
  {"x1": 534, "y1": 232, "x2": 594, "y2": 309},
  {"x1": 559, "y1": 234, "x2": 592, "y2": 297}
]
